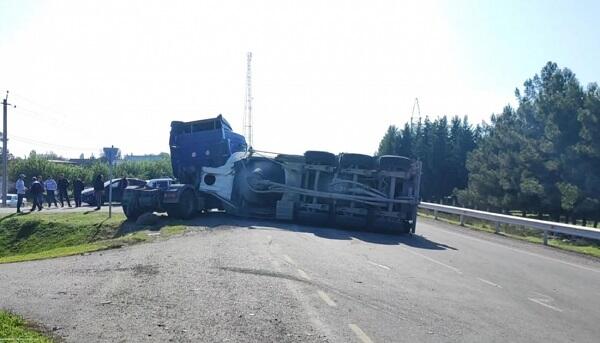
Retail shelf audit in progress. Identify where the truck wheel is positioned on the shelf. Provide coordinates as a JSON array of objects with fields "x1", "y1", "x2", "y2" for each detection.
[
  {"x1": 370, "y1": 217, "x2": 411, "y2": 234},
  {"x1": 179, "y1": 190, "x2": 196, "y2": 219},
  {"x1": 123, "y1": 203, "x2": 142, "y2": 221},
  {"x1": 304, "y1": 151, "x2": 337, "y2": 166},
  {"x1": 166, "y1": 190, "x2": 196, "y2": 219},
  {"x1": 378, "y1": 155, "x2": 412, "y2": 171},
  {"x1": 275, "y1": 154, "x2": 305, "y2": 164},
  {"x1": 339, "y1": 153, "x2": 374, "y2": 170},
  {"x1": 165, "y1": 206, "x2": 179, "y2": 219}
]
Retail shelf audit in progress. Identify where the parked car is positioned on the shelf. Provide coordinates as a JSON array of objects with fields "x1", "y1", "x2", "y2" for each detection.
[
  {"x1": 145, "y1": 178, "x2": 174, "y2": 190},
  {"x1": 1, "y1": 194, "x2": 25, "y2": 207},
  {"x1": 81, "y1": 178, "x2": 146, "y2": 205}
]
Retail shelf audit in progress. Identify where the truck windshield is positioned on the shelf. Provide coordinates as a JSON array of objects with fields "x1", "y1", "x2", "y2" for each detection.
[{"x1": 172, "y1": 120, "x2": 222, "y2": 134}]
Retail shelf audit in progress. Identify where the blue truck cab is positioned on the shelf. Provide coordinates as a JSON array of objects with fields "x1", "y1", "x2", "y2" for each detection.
[{"x1": 169, "y1": 115, "x2": 247, "y2": 185}]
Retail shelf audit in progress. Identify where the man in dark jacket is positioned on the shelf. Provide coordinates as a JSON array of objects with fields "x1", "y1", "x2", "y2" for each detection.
[
  {"x1": 73, "y1": 177, "x2": 84, "y2": 207},
  {"x1": 57, "y1": 173, "x2": 71, "y2": 207},
  {"x1": 93, "y1": 174, "x2": 104, "y2": 210},
  {"x1": 119, "y1": 177, "x2": 128, "y2": 190},
  {"x1": 30, "y1": 177, "x2": 43, "y2": 211}
]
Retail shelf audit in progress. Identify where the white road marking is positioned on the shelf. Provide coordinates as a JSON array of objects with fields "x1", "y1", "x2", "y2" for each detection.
[
  {"x1": 297, "y1": 269, "x2": 311, "y2": 280},
  {"x1": 430, "y1": 224, "x2": 600, "y2": 274},
  {"x1": 400, "y1": 247, "x2": 462, "y2": 274},
  {"x1": 348, "y1": 324, "x2": 375, "y2": 343},
  {"x1": 477, "y1": 277, "x2": 502, "y2": 288},
  {"x1": 528, "y1": 298, "x2": 563, "y2": 312},
  {"x1": 317, "y1": 290, "x2": 336, "y2": 307},
  {"x1": 367, "y1": 261, "x2": 391, "y2": 270},
  {"x1": 282, "y1": 254, "x2": 296, "y2": 265}
]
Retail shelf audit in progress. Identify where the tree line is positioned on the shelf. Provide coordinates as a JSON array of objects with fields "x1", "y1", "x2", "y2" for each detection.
[
  {"x1": 377, "y1": 115, "x2": 481, "y2": 203},
  {"x1": 377, "y1": 62, "x2": 600, "y2": 226},
  {"x1": 6, "y1": 152, "x2": 173, "y2": 192}
]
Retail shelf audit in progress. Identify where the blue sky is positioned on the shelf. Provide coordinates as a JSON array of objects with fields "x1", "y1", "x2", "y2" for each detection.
[
  {"x1": 0, "y1": 0, "x2": 598, "y2": 158},
  {"x1": 442, "y1": 0, "x2": 599, "y2": 90}
]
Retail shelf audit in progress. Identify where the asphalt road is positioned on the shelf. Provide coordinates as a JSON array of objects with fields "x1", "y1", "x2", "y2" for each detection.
[{"x1": 1, "y1": 215, "x2": 599, "y2": 342}]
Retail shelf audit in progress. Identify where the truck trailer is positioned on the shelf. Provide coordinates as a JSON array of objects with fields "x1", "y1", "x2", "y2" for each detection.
[{"x1": 122, "y1": 115, "x2": 422, "y2": 234}]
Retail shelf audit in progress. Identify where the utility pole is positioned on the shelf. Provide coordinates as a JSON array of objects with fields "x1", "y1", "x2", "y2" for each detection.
[
  {"x1": 2, "y1": 91, "x2": 14, "y2": 208},
  {"x1": 103, "y1": 146, "x2": 119, "y2": 218},
  {"x1": 243, "y1": 52, "x2": 253, "y2": 148}
]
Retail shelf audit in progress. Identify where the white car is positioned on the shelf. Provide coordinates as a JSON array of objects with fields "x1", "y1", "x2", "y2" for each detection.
[
  {"x1": 1, "y1": 194, "x2": 26, "y2": 207},
  {"x1": 145, "y1": 178, "x2": 174, "y2": 190}
]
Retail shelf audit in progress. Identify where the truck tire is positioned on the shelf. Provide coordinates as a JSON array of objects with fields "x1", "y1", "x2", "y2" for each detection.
[
  {"x1": 339, "y1": 153, "x2": 374, "y2": 170},
  {"x1": 123, "y1": 203, "x2": 142, "y2": 221},
  {"x1": 304, "y1": 151, "x2": 337, "y2": 166},
  {"x1": 166, "y1": 190, "x2": 196, "y2": 219},
  {"x1": 275, "y1": 154, "x2": 305, "y2": 164},
  {"x1": 370, "y1": 217, "x2": 411, "y2": 234},
  {"x1": 377, "y1": 155, "x2": 412, "y2": 171}
]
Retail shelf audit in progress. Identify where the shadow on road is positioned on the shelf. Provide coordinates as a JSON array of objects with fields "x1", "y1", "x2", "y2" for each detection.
[{"x1": 121, "y1": 211, "x2": 457, "y2": 251}]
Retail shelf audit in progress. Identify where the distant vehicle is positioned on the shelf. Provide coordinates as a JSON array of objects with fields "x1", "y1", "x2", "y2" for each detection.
[
  {"x1": 145, "y1": 178, "x2": 174, "y2": 190},
  {"x1": 1, "y1": 194, "x2": 25, "y2": 207},
  {"x1": 81, "y1": 178, "x2": 146, "y2": 205}
]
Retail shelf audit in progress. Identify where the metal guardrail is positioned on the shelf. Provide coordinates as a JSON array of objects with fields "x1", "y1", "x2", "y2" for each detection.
[{"x1": 418, "y1": 202, "x2": 600, "y2": 245}]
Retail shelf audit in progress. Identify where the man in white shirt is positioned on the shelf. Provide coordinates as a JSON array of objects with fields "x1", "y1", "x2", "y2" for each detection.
[
  {"x1": 15, "y1": 174, "x2": 26, "y2": 213},
  {"x1": 44, "y1": 176, "x2": 58, "y2": 208}
]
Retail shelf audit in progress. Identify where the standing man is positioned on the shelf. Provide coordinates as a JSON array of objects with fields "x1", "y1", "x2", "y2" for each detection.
[
  {"x1": 37, "y1": 175, "x2": 45, "y2": 209},
  {"x1": 93, "y1": 174, "x2": 104, "y2": 210},
  {"x1": 44, "y1": 176, "x2": 58, "y2": 208},
  {"x1": 73, "y1": 177, "x2": 84, "y2": 207},
  {"x1": 15, "y1": 174, "x2": 26, "y2": 213},
  {"x1": 57, "y1": 173, "x2": 71, "y2": 207},
  {"x1": 119, "y1": 176, "x2": 128, "y2": 190},
  {"x1": 30, "y1": 177, "x2": 43, "y2": 211}
]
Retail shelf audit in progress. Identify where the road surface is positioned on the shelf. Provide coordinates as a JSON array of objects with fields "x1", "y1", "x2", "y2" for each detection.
[{"x1": 1, "y1": 215, "x2": 599, "y2": 342}]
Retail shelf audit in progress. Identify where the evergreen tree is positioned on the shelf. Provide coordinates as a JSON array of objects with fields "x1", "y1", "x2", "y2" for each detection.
[
  {"x1": 377, "y1": 126, "x2": 398, "y2": 156},
  {"x1": 460, "y1": 62, "x2": 600, "y2": 224}
]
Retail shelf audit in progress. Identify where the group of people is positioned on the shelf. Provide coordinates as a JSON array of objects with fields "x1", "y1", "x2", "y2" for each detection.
[{"x1": 14, "y1": 174, "x2": 118, "y2": 214}]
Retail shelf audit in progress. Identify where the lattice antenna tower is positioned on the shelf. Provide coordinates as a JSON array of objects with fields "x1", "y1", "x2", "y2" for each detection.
[
  {"x1": 243, "y1": 52, "x2": 253, "y2": 147},
  {"x1": 410, "y1": 97, "x2": 421, "y2": 129}
]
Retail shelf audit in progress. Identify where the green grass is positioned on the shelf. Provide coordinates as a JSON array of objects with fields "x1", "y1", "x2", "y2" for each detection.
[
  {"x1": 0, "y1": 212, "x2": 184, "y2": 264},
  {"x1": 0, "y1": 311, "x2": 52, "y2": 342},
  {"x1": 160, "y1": 225, "x2": 187, "y2": 236},
  {"x1": 0, "y1": 243, "x2": 111, "y2": 264},
  {"x1": 419, "y1": 210, "x2": 600, "y2": 258}
]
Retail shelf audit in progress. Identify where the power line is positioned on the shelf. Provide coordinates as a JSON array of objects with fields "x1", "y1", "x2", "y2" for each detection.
[
  {"x1": 11, "y1": 92, "x2": 76, "y2": 121},
  {"x1": 10, "y1": 134, "x2": 97, "y2": 151}
]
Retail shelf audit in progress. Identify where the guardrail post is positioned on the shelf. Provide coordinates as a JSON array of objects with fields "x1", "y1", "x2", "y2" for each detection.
[
  {"x1": 495, "y1": 222, "x2": 500, "y2": 234},
  {"x1": 434, "y1": 209, "x2": 438, "y2": 220},
  {"x1": 543, "y1": 230, "x2": 548, "y2": 245},
  {"x1": 460, "y1": 214, "x2": 465, "y2": 226}
]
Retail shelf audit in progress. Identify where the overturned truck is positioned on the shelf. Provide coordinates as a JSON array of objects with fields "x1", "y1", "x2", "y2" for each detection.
[{"x1": 122, "y1": 115, "x2": 422, "y2": 233}]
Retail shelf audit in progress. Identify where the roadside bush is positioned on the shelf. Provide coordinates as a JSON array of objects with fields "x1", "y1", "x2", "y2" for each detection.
[{"x1": 7, "y1": 156, "x2": 173, "y2": 191}]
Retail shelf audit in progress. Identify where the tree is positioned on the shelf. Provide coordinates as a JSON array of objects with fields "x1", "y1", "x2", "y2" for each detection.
[
  {"x1": 376, "y1": 115, "x2": 479, "y2": 202},
  {"x1": 460, "y1": 62, "x2": 600, "y2": 224},
  {"x1": 377, "y1": 126, "x2": 398, "y2": 156}
]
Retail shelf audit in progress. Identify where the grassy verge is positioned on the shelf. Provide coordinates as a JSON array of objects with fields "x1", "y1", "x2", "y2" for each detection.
[
  {"x1": 0, "y1": 311, "x2": 53, "y2": 342},
  {"x1": 0, "y1": 212, "x2": 187, "y2": 264},
  {"x1": 418, "y1": 210, "x2": 600, "y2": 258}
]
